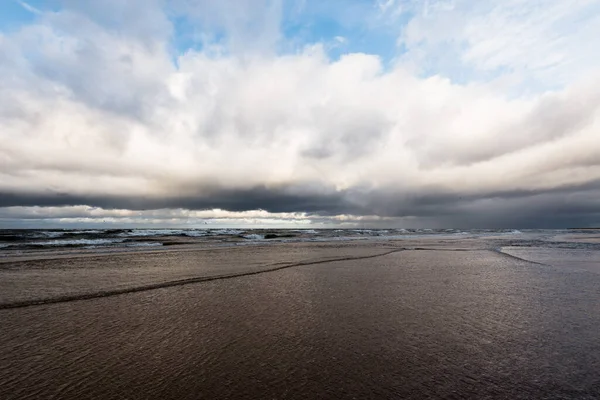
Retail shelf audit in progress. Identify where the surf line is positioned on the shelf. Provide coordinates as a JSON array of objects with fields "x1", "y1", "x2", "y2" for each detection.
[
  {"x1": 490, "y1": 248, "x2": 548, "y2": 266},
  {"x1": 0, "y1": 248, "x2": 406, "y2": 310}
]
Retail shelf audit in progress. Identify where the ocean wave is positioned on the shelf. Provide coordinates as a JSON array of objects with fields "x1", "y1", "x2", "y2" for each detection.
[
  {"x1": 211, "y1": 229, "x2": 244, "y2": 235},
  {"x1": 183, "y1": 231, "x2": 209, "y2": 237},
  {"x1": 31, "y1": 238, "x2": 126, "y2": 247},
  {"x1": 2, "y1": 229, "x2": 598, "y2": 253},
  {"x1": 120, "y1": 229, "x2": 188, "y2": 237},
  {"x1": 120, "y1": 229, "x2": 245, "y2": 237},
  {"x1": 31, "y1": 231, "x2": 66, "y2": 239},
  {"x1": 242, "y1": 234, "x2": 265, "y2": 240}
]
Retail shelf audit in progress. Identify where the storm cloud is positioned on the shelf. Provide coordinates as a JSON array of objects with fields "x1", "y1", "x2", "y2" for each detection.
[{"x1": 1, "y1": 0, "x2": 599, "y2": 228}]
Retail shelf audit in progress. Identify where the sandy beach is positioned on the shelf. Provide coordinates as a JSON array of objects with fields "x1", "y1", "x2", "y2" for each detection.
[{"x1": 1, "y1": 237, "x2": 599, "y2": 399}]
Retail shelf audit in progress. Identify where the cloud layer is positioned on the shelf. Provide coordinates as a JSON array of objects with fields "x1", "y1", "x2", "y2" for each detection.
[{"x1": 1, "y1": 0, "x2": 599, "y2": 228}]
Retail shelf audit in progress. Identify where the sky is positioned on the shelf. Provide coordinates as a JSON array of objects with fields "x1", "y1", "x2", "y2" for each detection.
[{"x1": 1, "y1": 0, "x2": 600, "y2": 229}]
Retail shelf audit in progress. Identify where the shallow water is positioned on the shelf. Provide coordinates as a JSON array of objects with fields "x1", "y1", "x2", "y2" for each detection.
[{"x1": 1, "y1": 239, "x2": 599, "y2": 399}]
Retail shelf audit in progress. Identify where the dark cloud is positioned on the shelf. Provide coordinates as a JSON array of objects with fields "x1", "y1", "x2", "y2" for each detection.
[
  {"x1": 2, "y1": 179, "x2": 600, "y2": 228},
  {"x1": 0, "y1": 186, "x2": 349, "y2": 214}
]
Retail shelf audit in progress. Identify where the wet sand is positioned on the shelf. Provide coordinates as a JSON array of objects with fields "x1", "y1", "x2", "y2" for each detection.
[{"x1": 1, "y1": 240, "x2": 599, "y2": 399}]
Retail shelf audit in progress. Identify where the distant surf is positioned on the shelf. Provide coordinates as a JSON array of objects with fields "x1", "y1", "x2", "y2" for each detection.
[{"x1": 1, "y1": 228, "x2": 598, "y2": 255}]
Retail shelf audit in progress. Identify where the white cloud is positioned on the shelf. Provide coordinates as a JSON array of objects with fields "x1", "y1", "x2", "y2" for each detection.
[
  {"x1": 172, "y1": 0, "x2": 284, "y2": 55},
  {"x1": 16, "y1": 0, "x2": 42, "y2": 15},
  {"x1": 394, "y1": 0, "x2": 600, "y2": 88},
  {"x1": 0, "y1": 206, "x2": 409, "y2": 229}
]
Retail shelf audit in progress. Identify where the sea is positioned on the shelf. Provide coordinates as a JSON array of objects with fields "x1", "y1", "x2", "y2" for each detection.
[{"x1": 2, "y1": 227, "x2": 599, "y2": 253}]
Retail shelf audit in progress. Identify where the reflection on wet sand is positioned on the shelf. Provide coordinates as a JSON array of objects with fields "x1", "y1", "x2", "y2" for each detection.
[{"x1": 1, "y1": 236, "x2": 599, "y2": 399}]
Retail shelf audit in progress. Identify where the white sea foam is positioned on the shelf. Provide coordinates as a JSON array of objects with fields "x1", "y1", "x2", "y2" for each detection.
[
  {"x1": 242, "y1": 234, "x2": 265, "y2": 240},
  {"x1": 292, "y1": 229, "x2": 318, "y2": 234},
  {"x1": 183, "y1": 230, "x2": 209, "y2": 237},
  {"x1": 32, "y1": 238, "x2": 126, "y2": 246},
  {"x1": 32, "y1": 231, "x2": 65, "y2": 239},
  {"x1": 121, "y1": 229, "x2": 185, "y2": 237}
]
